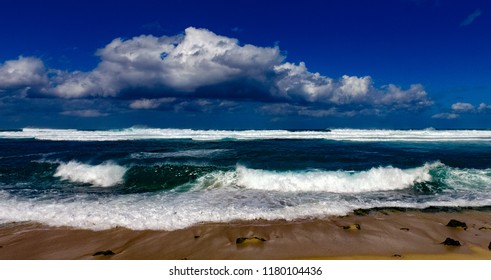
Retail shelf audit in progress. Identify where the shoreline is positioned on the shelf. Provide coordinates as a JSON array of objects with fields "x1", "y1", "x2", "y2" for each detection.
[{"x1": 1, "y1": 209, "x2": 490, "y2": 260}]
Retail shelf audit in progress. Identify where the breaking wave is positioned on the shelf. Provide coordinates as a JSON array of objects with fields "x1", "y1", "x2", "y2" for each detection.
[
  {"x1": 0, "y1": 162, "x2": 490, "y2": 230},
  {"x1": 54, "y1": 161, "x2": 127, "y2": 187},
  {"x1": 192, "y1": 163, "x2": 437, "y2": 193},
  {"x1": 1, "y1": 127, "x2": 491, "y2": 142}
]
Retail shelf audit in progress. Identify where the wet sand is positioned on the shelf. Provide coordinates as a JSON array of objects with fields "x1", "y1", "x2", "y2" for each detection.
[{"x1": 1, "y1": 209, "x2": 490, "y2": 260}]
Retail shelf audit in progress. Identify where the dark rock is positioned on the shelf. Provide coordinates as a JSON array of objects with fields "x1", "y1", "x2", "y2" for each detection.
[
  {"x1": 343, "y1": 224, "x2": 361, "y2": 230},
  {"x1": 372, "y1": 207, "x2": 408, "y2": 213},
  {"x1": 400, "y1": 228, "x2": 410, "y2": 231},
  {"x1": 353, "y1": 209, "x2": 370, "y2": 216},
  {"x1": 194, "y1": 235, "x2": 200, "y2": 239},
  {"x1": 441, "y1": 238, "x2": 461, "y2": 246},
  {"x1": 488, "y1": 242, "x2": 491, "y2": 251},
  {"x1": 236, "y1": 237, "x2": 266, "y2": 245},
  {"x1": 446, "y1": 219, "x2": 467, "y2": 230},
  {"x1": 392, "y1": 254, "x2": 402, "y2": 258},
  {"x1": 420, "y1": 205, "x2": 491, "y2": 213},
  {"x1": 93, "y1": 250, "x2": 116, "y2": 256},
  {"x1": 236, "y1": 237, "x2": 247, "y2": 244}
]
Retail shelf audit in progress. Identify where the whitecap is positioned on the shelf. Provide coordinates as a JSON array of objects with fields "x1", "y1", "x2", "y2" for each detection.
[{"x1": 54, "y1": 161, "x2": 127, "y2": 187}]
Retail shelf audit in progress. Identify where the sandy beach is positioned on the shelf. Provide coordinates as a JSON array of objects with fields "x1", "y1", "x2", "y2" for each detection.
[{"x1": 1, "y1": 208, "x2": 490, "y2": 260}]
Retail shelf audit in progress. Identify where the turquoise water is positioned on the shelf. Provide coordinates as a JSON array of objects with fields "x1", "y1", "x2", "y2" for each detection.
[{"x1": 1, "y1": 128, "x2": 491, "y2": 230}]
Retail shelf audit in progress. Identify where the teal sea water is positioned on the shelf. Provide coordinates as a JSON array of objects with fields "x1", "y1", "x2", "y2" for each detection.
[{"x1": 1, "y1": 128, "x2": 491, "y2": 230}]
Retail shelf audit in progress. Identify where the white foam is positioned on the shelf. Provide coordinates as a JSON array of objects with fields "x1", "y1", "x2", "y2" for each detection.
[
  {"x1": 442, "y1": 167, "x2": 491, "y2": 190},
  {"x1": 0, "y1": 190, "x2": 351, "y2": 230},
  {"x1": 1, "y1": 186, "x2": 491, "y2": 231},
  {"x1": 193, "y1": 163, "x2": 437, "y2": 193},
  {"x1": 1, "y1": 128, "x2": 491, "y2": 142},
  {"x1": 1, "y1": 162, "x2": 491, "y2": 231},
  {"x1": 54, "y1": 161, "x2": 127, "y2": 187}
]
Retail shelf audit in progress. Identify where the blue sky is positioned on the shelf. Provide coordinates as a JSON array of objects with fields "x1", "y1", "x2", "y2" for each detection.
[{"x1": 0, "y1": 0, "x2": 490, "y2": 129}]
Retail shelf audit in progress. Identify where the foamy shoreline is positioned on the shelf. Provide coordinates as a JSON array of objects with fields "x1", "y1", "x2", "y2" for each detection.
[{"x1": 1, "y1": 209, "x2": 490, "y2": 260}]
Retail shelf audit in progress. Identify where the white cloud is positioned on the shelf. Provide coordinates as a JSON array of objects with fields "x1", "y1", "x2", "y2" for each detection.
[
  {"x1": 0, "y1": 57, "x2": 48, "y2": 91},
  {"x1": 1, "y1": 27, "x2": 433, "y2": 115},
  {"x1": 273, "y1": 62, "x2": 334, "y2": 102},
  {"x1": 50, "y1": 27, "x2": 431, "y2": 111},
  {"x1": 51, "y1": 27, "x2": 283, "y2": 98},
  {"x1": 51, "y1": 71, "x2": 106, "y2": 98},
  {"x1": 431, "y1": 102, "x2": 491, "y2": 120},
  {"x1": 377, "y1": 84, "x2": 432, "y2": 108},
  {"x1": 163, "y1": 27, "x2": 282, "y2": 90},
  {"x1": 60, "y1": 110, "x2": 108, "y2": 117},
  {"x1": 337, "y1": 75, "x2": 371, "y2": 100},
  {"x1": 478, "y1": 103, "x2": 491, "y2": 112},
  {"x1": 452, "y1": 102, "x2": 474, "y2": 112},
  {"x1": 129, "y1": 98, "x2": 176, "y2": 109},
  {"x1": 431, "y1": 113, "x2": 459, "y2": 119},
  {"x1": 273, "y1": 62, "x2": 372, "y2": 104},
  {"x1": 50, "y1": 34, "x2": 179, "y2": 98},
  {"x1": 129, "y1": 99, "x2": 160, "y2": 109},
  {"x1": 451, "y1": 102, "x2": 474, "y2": 112},
  {"x1": 273, "y1": 62, "x2": 431, "y2": 109}
]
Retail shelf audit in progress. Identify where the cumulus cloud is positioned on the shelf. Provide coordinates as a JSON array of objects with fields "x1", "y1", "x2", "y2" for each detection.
[
  {"x1": 129, "y1": 98, "x2": 176, "y2": 109},
  {"x1": 431, "y1": 101, "x2": 491, "y2": 121},
  {"x1": 273, "y1": 62, "x2": 373, "y2": 104},
  {"x1": 162, "y1": 27, "x2": 282, "y2": 90},
  {"x1": 450, "y1": 101, "x2": 491, "y2": 114},
  {"x1": 272, "y1": 62, "x2": 431, "y2": 110},
  {"x1": 377, "y1": 84, "x2": 432, "y2": 108},
  {"x1": 478, "y1": 103, "x2": 491, "y2": 112},
  {"x1": 0, "y1": 27, "x2": 434, "y2": 117},
  {"x1": 50, "y1": 27, "x2": 283, "y2": 98},
  {"x1": 451, "y1": 102, "x2": 474, "y2": 112},
  {"x1": 432, "y1": 113, "x2": 460, "y2": 119},
  {"x1": 0, "y1": 57, "x2": 48, "y2": 91}
]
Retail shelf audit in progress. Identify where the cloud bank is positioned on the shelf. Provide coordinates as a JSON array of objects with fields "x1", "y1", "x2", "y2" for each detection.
[
  {"x1": 432, "y1": 102, "x2": 491, "y2": 120},
  {"x1": 1, "y1": 27, "x2": 435, "y2": 117}
]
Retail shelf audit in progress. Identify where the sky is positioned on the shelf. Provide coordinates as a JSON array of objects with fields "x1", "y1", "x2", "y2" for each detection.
[{"x1": 0, "y1": 0, "x2": 490, "y2": 129}]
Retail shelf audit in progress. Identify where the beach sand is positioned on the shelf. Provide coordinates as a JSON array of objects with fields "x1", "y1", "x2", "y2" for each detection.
[{"x1": 1, "y1": 209, "x2": 490, "y2": 260}]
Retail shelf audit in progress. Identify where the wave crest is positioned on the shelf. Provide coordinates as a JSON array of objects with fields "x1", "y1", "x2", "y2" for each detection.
[
  {"x1": 54, "y1": 161, "x2": 127, "y2": 187},
  {"x1": 193, "y1": 162, "x2": 440, "y2": 193},
  {"x1": 1, "y1": 128, "x2": 491, "y2": 141}
]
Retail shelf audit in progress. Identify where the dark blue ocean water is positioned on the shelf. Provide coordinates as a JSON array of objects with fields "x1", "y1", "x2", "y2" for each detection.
[{"x1": 1, "y1": 128, "x2": 491, "y2": 230}]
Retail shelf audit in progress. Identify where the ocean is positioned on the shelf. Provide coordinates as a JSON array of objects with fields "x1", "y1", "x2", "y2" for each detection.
[{"x1": 1, "y1": 128, "x2": 491, "y2": 231}]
